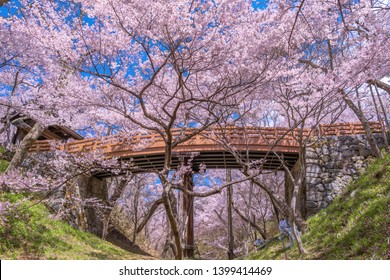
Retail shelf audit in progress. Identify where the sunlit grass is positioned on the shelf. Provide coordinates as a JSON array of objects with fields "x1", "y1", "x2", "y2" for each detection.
[
  {"x1": 250, "y1": 153, "x2": 390, "y2": 260},
  {"x1": 0, "y1": 153, "x2": 153, "y2": 260},
  {"x1": 0, "y1": 192, "x2": 154, "y2": 260}
]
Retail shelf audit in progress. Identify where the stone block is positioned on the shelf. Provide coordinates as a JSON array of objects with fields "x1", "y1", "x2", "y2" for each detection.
[
  {"x1": 324, "y1": 195, "x2": 333, "y2": 203},
  {"x1": 306, "y1": 164, "x2": 321, "y2": 174},
  {"x1": 306, "y1": 183, "x2": 317, "y2": 190},
  {"x1": 320, "y1": 172, "x2": 330, "y2": 179},
  {"x1": 306, "y1": 158, "x2": 320, "y2": 164},
  {"x1": 358, "y1": 142, "x2": 368, "y2": 150},
  {"x1": 305, "y1": 150, "x2": 318, "y2": 159},
  {"x1": 352, "y1": 138, "x2": 361, "y2": 145},
  {"x1": 324, "y1": 162, "x2": 336, "y2": 169},
  {"x1": 340, "y1": 145, "x2": 349, "y2": 151},
  {"x1": 320, "y1": 155, "x2": 330, "y2": 162},
  {"x1": 307, "y1": 190, "x2": 322, "y2": 201},
  {"x1": 333, "y1": 160, "x2": 344, "y2": 168},
  {"x1": 324, "y1": 182, "x2": 339, "y2": 192},
  {"x1": 342, "y1": 169, "x2": 351, "y2": 175},
  {"x1": 341, "y1": 175, "x2": 353, "y2": 185},
  {"x1": 348, "y1": 144, "x2": 358, "y2": 151},
  {"x1": 322, "y1": 146, "x2": 330, "y2": 155},
  {"x1": 333, "y1": 154, "x2": 343, "y2": 162},
  {"x1": 306, "y1": 176, "x2": 321, "y2": 184},
  {"x1": 359, "y1": 148, "x2": 371, "y2": 157},
  {"x1": 324, "y1": 183, "x2": 332, "y2": 192},
  {"x1": 323, "y1": 177, "x2": 333, "y2": 184},
  {"x1": 307, "y1": 201, "x2": 319, "y2": 208},
  {"x1": 342, "y1": 150, "x2": 353, "y2": 158},
  {"x1": 319, "y1": 201, "x2": 329, "y2": 208}
]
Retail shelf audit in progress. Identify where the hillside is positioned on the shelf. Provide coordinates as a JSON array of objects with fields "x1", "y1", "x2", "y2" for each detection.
[
  {"x1": 250, "y1": 153, "x2": 390, "y2": 260},
  {"x1": 0, "y1": 153, "x2": 153, "y2": 260},
  {"x1": 0, "y1": 192, "x2": 155, "y2": 260},
  {"x1": 0, "y1": 146, "x2": 8, "y2": 173}
]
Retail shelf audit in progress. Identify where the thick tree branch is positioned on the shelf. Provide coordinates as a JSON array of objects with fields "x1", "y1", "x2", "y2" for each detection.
[
  {"x1": 368, "y1": 80, "x2": 390, "y2": 94},
  {"x1": 171, "y1": 175, "x2": 257, "y2": 198},
  {"x1": 232, "y1": 204, "x2": 266, "y2": 240},
  {"x1": 6, "y1": 122, "x2": 45, "y2": 173},
  {"x1": 341, "y1": 89, "x2": 382, "y2": 158},
  {"x1": 0, "y1": 0, "x2": 10, "y2": 7},
  {"x1": 136, "y1": 198, "x2": 164, "y2": 234},
  {"x1": 288, "y1": 0, "x2": 306, "y2": 47}
]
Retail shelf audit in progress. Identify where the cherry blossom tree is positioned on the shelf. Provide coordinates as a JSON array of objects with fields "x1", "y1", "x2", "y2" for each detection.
[
  {"x1": 1, "y1": 0, "x2": 389, "y2": 259},
  {"x1": 273, "y1": 0, "x2": 390, "y2": 156}
]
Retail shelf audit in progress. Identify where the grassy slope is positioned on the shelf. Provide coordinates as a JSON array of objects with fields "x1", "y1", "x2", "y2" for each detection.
[
  {"x1": 0, "y1": 146, "x2": 8, "y2": 173},
  {"x1": 0, "y1": 155, "x2": 153, "y2": 260},
  {"x1": 0, "y1": 193, "x2": 154, "y2": 260},
  {"x1": 250, "y1": 154, "x2": 390, "y2": 260}
]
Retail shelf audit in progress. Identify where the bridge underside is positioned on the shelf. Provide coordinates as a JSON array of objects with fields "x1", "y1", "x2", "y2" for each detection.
[
  {"x1": 30, "y1": 122, "x2": 383, "y2": 179},
  {"x1": 95, "y1": 151, "x2": 300, "y2": 178}
]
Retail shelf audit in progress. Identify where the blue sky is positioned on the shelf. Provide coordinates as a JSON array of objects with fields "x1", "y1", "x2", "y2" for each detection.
[{"x1": 0, "y1": 0, "x2": 269, "y2": 17}]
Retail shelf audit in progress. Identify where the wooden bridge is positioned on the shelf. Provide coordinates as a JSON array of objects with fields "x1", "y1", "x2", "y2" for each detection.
[
  {"x1": 27, "y1": 121, "x2": 385, "y2": 258},
  {"x1": 30, "y1": 122, "x2": 383, "y2": 173}
]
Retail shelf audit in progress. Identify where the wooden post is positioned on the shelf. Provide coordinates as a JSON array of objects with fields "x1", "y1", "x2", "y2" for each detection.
[{"x1": 226, "y1": 169, "x2": 235, "y2": 260}]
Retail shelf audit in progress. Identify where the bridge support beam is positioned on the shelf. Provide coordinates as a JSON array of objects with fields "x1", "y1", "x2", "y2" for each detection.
[{"x1": 182, "y1": 171, "x2": 195, "y2": 259}]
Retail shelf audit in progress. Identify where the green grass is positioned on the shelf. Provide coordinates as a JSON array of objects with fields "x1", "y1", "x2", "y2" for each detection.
[
  {"x1": 250, "y1": 153, "x2": 390, "y2": 260},
  {"x1": 0, "y1": 147, "x2": 153, "y2": 260},
  {"x1": 0, "y1": 193, "x2": 154, "y2": 260},
  {"x1": 0, "y1": 146, "x2": 8, "y2": 172},
  {"x1": 0, "y1": 160, "x2": 8, "y2": 173}
]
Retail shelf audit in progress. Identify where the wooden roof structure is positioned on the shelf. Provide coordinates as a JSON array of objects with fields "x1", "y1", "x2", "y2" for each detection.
[{"x1": 10, "y1": 112, "x2": 83, "y2": 142}]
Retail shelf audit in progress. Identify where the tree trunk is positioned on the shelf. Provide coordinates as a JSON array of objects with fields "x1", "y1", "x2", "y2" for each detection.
[
  {"x1": 369, "y1": 85, "x2": 389, "y2": 146},
  {"x1": 284, "y1": 150, "x2": 307, "y2": 254},
  {"x1": 246, "y1": 174, "x2": 307, "y2": 231},
  {"x1": 373, "y1": 84, "x2": 390, "y2": 133},
  {"x1": 6, "y1": 122, "x2": 45, "y2": 173},
  {"x1": 109, "y1": 177, "x2": 128, "y2": 204},
  {"x1": 244, "y1": 181, "x2": 254, "y2": 257},
  {"x1": 342, "y1": 93, "x2": 382, "y2": 158},
  {"x1": 182, "y1": 172, "x2": 194, "y2": 258},
  {"x1": 226, "y1": 169, "x2": 235, "y2": 260},
  {"x1": 132, "y1": 184, "x2": 140, "y2": 243},
  {"x1": 289, "y1": 188, "x2": 307, "y2": 254},
  {"x1": 162, "y1": 188, "x2": 183, "y2": 260}
]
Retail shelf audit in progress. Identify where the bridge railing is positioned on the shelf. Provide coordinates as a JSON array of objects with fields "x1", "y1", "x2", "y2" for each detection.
[
  {"x1": 29, "y1": 122, "x2": 383, "y2": 156},
  {"x1": 318, "y1": 122, "x2": 382, "y2": 136}
]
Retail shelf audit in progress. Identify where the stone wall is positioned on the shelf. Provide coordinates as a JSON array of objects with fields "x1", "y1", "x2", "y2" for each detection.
[
  {"x1": 305, "y1": 133, "x2": 387, "y2": 216},
  {"x1": 45, "y1": 172, "x2": 108, "y2": 235},
  {"x1": 78, "y1": 175, "x2": 108, "y2": 235}
]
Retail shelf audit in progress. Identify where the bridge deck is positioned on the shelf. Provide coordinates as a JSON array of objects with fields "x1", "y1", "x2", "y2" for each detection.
[{"x1": 30, "y1": 122, "x2": 383, "y2": 174}]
